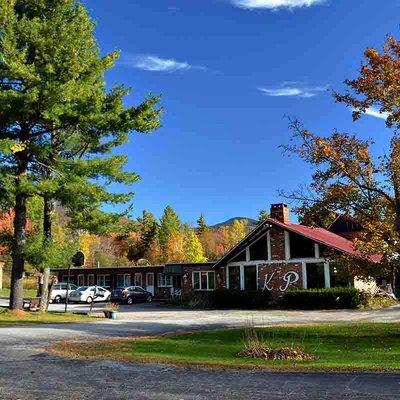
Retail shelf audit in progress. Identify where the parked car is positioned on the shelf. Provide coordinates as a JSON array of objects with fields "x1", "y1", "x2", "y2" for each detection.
[
  {"x1": 50, "y1": 283, "x2": 77, "y2": 303},
  {"x1": 69, "y1": 286, "x2": 111, "y2": 304},
  {"x1": 111, "y1": 286, "x2": 153, "y2": 305}
]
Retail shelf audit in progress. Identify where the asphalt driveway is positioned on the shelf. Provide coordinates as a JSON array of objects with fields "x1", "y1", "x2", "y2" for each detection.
[{"x1": 1, "y1": 304, "x2": 400, "y2": 399}]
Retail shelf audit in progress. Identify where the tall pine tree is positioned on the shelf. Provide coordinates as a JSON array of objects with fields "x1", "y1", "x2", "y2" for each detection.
[
  {"x1": 159, "y1": 206, "x2": 181, "y2": 246},
  {"x1": 0, "y1": 0, "x2": 161, "y2": 309}
]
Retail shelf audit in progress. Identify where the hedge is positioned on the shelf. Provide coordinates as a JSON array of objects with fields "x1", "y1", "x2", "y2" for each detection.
[
  {"x1": 181, "y1": 289, "x2": 271, "y2": 309},
  {"x1": 281, "y1": 287, "x2": 365, "y2": 309},
  {"x1": 210, "y1": 289, "x2": 271, "y2": 309}
]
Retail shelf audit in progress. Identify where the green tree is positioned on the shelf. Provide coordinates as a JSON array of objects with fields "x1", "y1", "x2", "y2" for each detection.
[
  {"x1": 184, "y1": 229, "x2": 207, "y2": 262},
  {"x1": 258, "y1": 209, "x2": 269, "y2": 222},
  {"x1": 126, "y1": 210, "x2": 159, "y2": 262},
  {"x1": 159, "y1": 206, "x2": 181, "y2": 246},
  {"x1": 0, "y1": 0, "x2": 161, "y2": 309},
  {"x1": 196, "y1": 214, "x2": 208, "y2": 235}
]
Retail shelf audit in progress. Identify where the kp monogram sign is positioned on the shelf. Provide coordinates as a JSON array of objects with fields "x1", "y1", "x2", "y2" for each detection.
[{"x1": 262, "y1": 271, "x2": 299, "y2": 292}]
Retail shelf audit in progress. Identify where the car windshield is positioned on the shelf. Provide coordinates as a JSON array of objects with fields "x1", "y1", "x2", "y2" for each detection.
[{"x1": 76, "y1": 286, "x2": 88, "y2": 292}]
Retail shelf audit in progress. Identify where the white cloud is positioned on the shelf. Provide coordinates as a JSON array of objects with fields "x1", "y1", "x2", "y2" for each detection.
[
  {"x1": 363, "y1": 107, "x2": 389, "y2": 120},
  {"x1": 258, "y1": 83, "x2": 328, "y2": 98},
  {"x1": 122, "y1": 55, "x2": 205, "y2": 73},
  {"x1": 230, "y1": 0, "x2": 326, "y2": 10}
]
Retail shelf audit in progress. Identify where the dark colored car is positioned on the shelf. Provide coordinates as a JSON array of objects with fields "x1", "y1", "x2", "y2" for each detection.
[{"x1": 110, "y1": 286, "x2": 153, "y2": 305}]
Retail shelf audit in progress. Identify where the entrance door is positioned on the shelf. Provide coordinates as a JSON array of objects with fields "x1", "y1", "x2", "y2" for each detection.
[{"x1": 146, "y1": 272, "x2": 155, "y2": 295}]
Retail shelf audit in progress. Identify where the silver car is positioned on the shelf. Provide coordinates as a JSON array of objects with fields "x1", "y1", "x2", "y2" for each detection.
[{"x1": 50, "y1": 283, "x2": 77, "y2": 303}]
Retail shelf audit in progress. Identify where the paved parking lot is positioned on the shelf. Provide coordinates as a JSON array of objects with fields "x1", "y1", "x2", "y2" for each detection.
[{"x1": 1, "y1": 299, "x2": 400, "y2": 399}]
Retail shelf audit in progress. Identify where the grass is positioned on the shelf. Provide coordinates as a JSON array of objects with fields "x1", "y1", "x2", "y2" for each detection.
[
  {"x1": 0, "y1": 288, "x2": 38, "y2": 298},
  {"x1": 0, "y1": 308, "x2": 99, "y2": 325},
  {"x1": 51, "y1": 323, "x2": 400, "y2": 372}
]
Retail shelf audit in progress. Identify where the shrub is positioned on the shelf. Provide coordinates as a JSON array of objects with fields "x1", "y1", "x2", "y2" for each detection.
[
  {"x1": 362, "y1": 294, "x2": 398, "y2": 310},
  {"x1": 281, "y1": 287, "x2": 365, "y2": 309},
  {"x1": 180, "y1": 289, "x2": 271, "y2": 309}
]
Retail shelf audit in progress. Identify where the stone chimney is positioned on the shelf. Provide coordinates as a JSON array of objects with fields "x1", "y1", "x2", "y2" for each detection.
[{"x1": 270, "y1": 203, "x2": 290, "y2": 224}]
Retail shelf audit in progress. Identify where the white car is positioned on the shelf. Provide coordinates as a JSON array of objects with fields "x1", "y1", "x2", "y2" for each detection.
[
  {"x1": 68, "y1": 286, "x2": 111, "y2": 304},
  {"x1": 50, "y1": 283, "x2": 78, "y2": 303}
]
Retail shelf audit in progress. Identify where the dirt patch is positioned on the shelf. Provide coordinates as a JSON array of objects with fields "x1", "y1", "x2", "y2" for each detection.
[
  {"x1": 7, "y1": 309, "x2": 27, "y2": 317},
  {"x1": 237, "y1": 345, "x2": 316, "y2": 361}
]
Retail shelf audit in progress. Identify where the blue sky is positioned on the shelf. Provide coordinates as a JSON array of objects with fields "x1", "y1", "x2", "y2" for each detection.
[{"x1": 82, "y1": 0, "x2": 400, "y2": 225}]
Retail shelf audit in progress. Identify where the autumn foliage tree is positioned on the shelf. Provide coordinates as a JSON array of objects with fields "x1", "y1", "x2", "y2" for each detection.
[{"x1": 283, "y1": 35, "x2": 400, "y2": 286}]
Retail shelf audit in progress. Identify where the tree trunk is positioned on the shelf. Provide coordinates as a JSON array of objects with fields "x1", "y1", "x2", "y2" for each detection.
[
  {"x1": 37, "y1": 275, "x2": 42, "y2": 297},
  {"x1": 391, "y1": 139, "x2": 400, "y2": 233},
  {"x1": 43, "y1": 195, "x2": 53, "y2": 242},
  {"x1": 38, "y1": 196, "x2": 54, "y2": 306},
  {"x1": 10, "y1": 192, "x2": 27, "y2": 310},
  {"x1": 46, "y1": 276, "x2": 57, "y2": 312},
  {"x1": 40, "y1": 268, "x2": 50, "y2": 312}
]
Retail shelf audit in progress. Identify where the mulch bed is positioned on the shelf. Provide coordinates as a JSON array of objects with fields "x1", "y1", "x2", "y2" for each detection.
[{"x1": 237, "y1": 345, "x2": 316, "y2": 361}]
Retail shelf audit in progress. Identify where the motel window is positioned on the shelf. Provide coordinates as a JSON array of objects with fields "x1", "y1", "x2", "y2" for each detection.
[
  {"x1": 249, "y1": 236, "x2": 268, "y2": 261},
  {"x1": 244, "y1": 265, "x2": 257, "y2": 290},
  {"x1": 157, "y1": 273, "x2": 173, "y2": 287},
  {"x1": 134, "y1": 273, "x2": 142, "y2": 287},
  {"x1": 88, "y1": 274, "x2": 95, "y2": 286},
  {"x1": 330, "y1": 264, "x2": 351, "y2": 288},
  {"x1": 230, "y1": 250, "x2": 246, "y2": 263},
  {"x1": 306, "y1": 263, "x2": 325, "y2": 289},
  {"x1": 228, "y1": 265, "x2": 241, "y2": 290},
  {"x1": 117, "y1": 274, "x2": 131, "y2": 287},
  {"x1": 193, "y1": 271, "x2": 215, "y2": 291},
  {"x1": 289, "y1": 233, "x2": 315, "y2": 259},
  {"x1": 77, "y1": 274, "x2": 85, "y2": 286},
  {"x1": 97, "y1": 274, "x2": 111, "y2": 288},
  {"x1": 61, "y1": 275, "x2": 68, "y2": 283}
]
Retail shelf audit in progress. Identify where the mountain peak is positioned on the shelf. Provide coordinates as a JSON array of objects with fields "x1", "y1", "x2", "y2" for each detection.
[{"x1": 211, "y1": 217, "x2": 258, "y2": 229}]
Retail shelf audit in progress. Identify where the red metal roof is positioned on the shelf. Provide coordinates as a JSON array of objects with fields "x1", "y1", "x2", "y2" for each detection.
[{"x1": 267, "y1": 217, "x2": 381, "y2": 263}]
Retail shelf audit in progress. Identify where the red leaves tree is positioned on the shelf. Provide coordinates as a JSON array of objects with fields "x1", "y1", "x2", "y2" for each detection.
[{"x1": 283, "y1": 36, "x2": 400, "y2": 287}]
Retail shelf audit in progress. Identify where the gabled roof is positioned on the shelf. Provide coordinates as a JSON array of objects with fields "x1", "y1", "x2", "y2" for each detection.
[{"x1": 214, "y1": 217, "x2": 381, "y2": 267}]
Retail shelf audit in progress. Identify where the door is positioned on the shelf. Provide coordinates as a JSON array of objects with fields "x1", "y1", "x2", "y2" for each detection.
[{"x1": 146, "y1": 272, "x2": 154, "y2": 295}]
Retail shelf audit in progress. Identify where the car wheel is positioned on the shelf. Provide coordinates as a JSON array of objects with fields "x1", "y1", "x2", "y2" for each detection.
[
  {"x1": 54, "y1": 295, "x2": 62, "y2": 304},
  {"x1": 86, "y1": 296, "x2": 93, "y2": 304},
  {"x1": 106, "y1": 295, "x2": 111, "y2": 302},
  {"x1": 146, "y1": 295, "x2": 152, "y2": 303},
  {"x1": 126, "y1": 297, "x2": 133, "y2": 305}
]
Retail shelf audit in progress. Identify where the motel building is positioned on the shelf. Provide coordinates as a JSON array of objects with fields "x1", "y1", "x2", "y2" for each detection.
[{"x1": 54, "y1": 204, "x2": 382, "y2": 301}]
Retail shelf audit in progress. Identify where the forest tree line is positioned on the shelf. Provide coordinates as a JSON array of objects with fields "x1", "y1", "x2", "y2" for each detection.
[{"x1": 0, "y1": 202, "x2": 260, "y2": 273}]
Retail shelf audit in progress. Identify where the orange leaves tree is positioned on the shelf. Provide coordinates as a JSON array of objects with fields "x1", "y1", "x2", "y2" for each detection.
[{"x1": 283, "y1": 36, "x2": 400, "y2": 285}]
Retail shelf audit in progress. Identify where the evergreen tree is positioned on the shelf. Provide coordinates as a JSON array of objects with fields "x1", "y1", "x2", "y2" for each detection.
[
  {"x1": 126, "y1": 210, "x2": 158, "y2": 262},
  {"x1": 0, "y1": 0, "x2": 161, "y2": 309},
  {"x1": 258, "y1": 209, "x2": 269, "y2": 222},
  {"x1": 196, "y1": 214, "x2": 208, "y2": 235},
  {"x1": 159, "y1": 206, "x2": 181, "y2": 246}
]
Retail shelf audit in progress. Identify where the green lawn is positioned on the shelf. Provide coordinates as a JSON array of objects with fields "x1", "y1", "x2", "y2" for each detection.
[
  {"x1": 52, "y1": 323, "x2": 400, "y2": 372},
  {"x1": 0, "y1": 308, "x2": 99, "y2": 325},
  {"x1": 0, "y1": 288, "x2": 38, "y2": 298}
]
